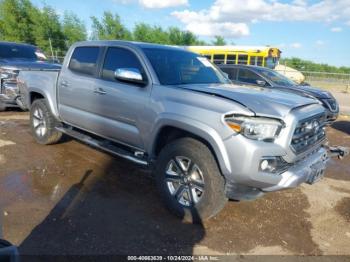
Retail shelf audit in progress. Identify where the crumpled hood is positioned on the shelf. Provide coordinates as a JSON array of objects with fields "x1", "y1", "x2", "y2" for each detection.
[
  {"x1": 0, "y1": 59, "x2": 61, "y2": 70},
  {"x1": 180, "y1": 84, "x2": 320, "y2": 118}
]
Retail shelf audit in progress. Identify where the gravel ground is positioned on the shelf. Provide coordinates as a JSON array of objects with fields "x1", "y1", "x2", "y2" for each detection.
[{"x1": 0, "y1": 111, "x2": 349, "y2": 259}]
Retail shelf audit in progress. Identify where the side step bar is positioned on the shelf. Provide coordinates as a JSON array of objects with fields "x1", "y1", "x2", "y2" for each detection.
[{"x1": 56, "y1": 127, "x2": 148, "y2": 166}]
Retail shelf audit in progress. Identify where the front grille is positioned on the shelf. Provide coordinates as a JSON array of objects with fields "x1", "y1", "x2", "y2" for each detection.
[{"x1": 291, "y1": 113, "x2": 326, "y2": 154}]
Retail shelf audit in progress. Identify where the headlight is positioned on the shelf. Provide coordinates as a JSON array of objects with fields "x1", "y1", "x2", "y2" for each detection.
[
  {"x1": 225, "y1": 115, "x2": 283, "y2": 141},
  {"x1": 0, "y1": 67, "x2": 19, "y2": 80}
]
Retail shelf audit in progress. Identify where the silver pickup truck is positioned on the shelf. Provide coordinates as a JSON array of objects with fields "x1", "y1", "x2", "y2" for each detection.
[{"x1": 18, "y1": 41, "x2": 348, "y2": 222}]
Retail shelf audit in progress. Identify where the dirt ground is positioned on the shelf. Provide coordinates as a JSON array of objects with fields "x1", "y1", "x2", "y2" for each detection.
[{"x1": 0, "y1": 111, "x2": 349, "y2": 258}]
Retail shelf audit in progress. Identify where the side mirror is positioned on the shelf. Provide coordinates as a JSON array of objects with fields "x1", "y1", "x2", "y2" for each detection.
[
  {"x1": 114, "y1": 68, "x2": 147, "y2": 86},
  {"x1": 256, "y1": 80, "x2": 267, "y2": 86}
]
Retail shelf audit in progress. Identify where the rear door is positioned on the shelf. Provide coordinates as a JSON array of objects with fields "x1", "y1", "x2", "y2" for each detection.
[{"x1": 58, "y1": 46, "x2": 103, "y2": 130}]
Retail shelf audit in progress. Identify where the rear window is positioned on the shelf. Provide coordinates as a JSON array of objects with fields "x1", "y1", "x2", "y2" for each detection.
[
  {"x1": 69, "y1": 47, "x2": 100, "y2": 76},
  {"x1": 0, "y1": 44, "x2": 40, "y2": 60}
]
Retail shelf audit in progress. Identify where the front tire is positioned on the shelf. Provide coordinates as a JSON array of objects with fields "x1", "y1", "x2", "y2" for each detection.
[
  {"x1": 155, "y1": 137, "x2": 227, "y2": 223},
  {"x1": 30, "y1": 99, "x2": 62, "y2": 145}
]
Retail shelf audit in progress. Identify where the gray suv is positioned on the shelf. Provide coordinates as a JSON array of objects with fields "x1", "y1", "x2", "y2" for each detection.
[{"x1": 17, "y1": 41, "x2": 348, "y2": 222}]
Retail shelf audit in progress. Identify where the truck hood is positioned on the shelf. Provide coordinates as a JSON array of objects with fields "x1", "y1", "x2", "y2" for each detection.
[
  {"x1": 273, "y1": 84, "x2": 333, "y2": 99},
  {"x1": 0, "y1": 59, "x2": 61, "y2": 70},
  {"x1": 180, "y1": 84, "x2": 320, "y2": 118}
]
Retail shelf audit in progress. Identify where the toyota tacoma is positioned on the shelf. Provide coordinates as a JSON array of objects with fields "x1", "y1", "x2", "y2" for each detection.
[{"x1": 17, "y1": 41, "x2": 348, "y2": 222}]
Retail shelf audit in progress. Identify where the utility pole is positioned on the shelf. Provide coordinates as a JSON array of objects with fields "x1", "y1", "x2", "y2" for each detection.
[{"x1": 49, "y1": 38, "x2": 54, "y2": 61}]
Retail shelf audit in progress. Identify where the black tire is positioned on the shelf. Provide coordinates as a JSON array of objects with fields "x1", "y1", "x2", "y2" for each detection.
[
  {"x1": 30, "y1": 99, "x2": 62, "y2": 145},
  {"x1": 155, "y1": 137, "x2": 227, "y2": 223}
]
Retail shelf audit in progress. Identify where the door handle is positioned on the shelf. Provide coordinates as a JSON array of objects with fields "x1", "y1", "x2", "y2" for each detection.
[
  {"x1": 93, "y1": 88, "x2": 107, "y2": 95},
  {"x1": 61, "y1": 81, "x2": 69, "y2": 87}
]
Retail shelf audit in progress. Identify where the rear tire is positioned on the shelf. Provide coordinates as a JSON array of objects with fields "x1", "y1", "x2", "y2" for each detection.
[
  {"x1": 155, "y1": 137, "x2": 227, "y2": 223},
  {"x1": 30, "y1": 99, "x2": 62, "y2": 145}
]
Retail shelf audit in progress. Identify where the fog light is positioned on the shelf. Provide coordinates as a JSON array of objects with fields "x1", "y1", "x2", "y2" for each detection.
[{"x1": 259, "y1": 157, "x2": 279, "y2": 172}]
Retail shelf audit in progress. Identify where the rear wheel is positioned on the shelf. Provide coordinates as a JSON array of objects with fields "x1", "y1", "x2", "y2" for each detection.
[
  {"x1": 155, "y1": 137, "x2": 227, "y2": 223},
  {"x1": 30, "y1": 99, "x2": 62, "y2": 145}
]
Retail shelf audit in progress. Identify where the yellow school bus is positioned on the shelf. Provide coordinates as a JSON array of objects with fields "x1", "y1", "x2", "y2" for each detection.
[
  {"x1": 186, "y1": 45, "x2": 305, "y2": 83},
  {"x1": 186, "y1": 45, "x2": 281, "y2": 69}
]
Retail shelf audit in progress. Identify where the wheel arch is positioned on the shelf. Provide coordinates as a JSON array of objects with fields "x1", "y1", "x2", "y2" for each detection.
[{"x1": 150, "y1": 117, "x2": 232, "y2": 176}]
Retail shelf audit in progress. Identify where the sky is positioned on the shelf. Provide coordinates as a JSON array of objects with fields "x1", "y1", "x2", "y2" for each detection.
[{"x1": 31, "y1": 0, "x2": 350, "y2": 67}]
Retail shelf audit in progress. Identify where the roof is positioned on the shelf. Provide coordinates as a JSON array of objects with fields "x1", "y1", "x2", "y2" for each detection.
[
  {"x1": 74, "y1": 40, "x2": 187, "y2": 52},
  {"x1": 0, "y1": 41, "x2": 37, "y2": 48}
]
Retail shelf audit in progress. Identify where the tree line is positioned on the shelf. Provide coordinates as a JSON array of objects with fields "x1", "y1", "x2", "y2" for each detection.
[
  {"x1": 281, "y1": 57, "x2": 350, "y2": 74},
  {"x1": 0, "y1": 0, "x2": 349, "y2": 73},
  {"x1": 0, "y1": 0, "x2": 227, "y2": 57}
]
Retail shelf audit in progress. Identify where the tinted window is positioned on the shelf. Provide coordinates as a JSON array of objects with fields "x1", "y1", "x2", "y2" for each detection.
[
  {"x1": 237, "y1": 55, "x2": 248, "y2": 65},
  {"x1": 102, "y1": 47, "x2": 144, "y2": 82},
  {"x1": 221, "y1": 67, "x2": 238, "y2": 81},
  {"x1": 213, "y1": 54, "x2": 225, "y2": 64},
  {"x1": 69, "y1": 47, "x2": 100, "y2": 76},
  {"x1": 226, "y1": 54, "x2": 236, "y2": 64},
  {"x1": 143, "y1": 48, "x2": 229, "y2": 85},
  {"x1": 238, "y1": 69, "x2": 263, "y2": 85},
  {"x1": 0, "y1": 43, "x2": 41, "y2": 60},
  {"x1": 256, "y1": 67, "x2": 296, "y2": 87}
]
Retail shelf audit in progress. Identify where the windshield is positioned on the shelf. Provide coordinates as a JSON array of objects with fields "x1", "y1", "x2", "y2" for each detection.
[
  {"x1": 256, "y1": 67, "x2": 296, "y2": 87},
  {"x1": 0, "y1": 44, "x2": 47, "y2": 61},
  {"x1": 143, "y1": 48, "x2": 229, "y2": 85}
]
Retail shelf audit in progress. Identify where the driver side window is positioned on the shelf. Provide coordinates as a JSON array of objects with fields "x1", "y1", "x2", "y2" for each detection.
[
  {"x1": 238, "y1": 69, "x2": 265, "y2": 85},
  {"x1": 102, "y1": 47, "x2": 145, "y2": 83}
]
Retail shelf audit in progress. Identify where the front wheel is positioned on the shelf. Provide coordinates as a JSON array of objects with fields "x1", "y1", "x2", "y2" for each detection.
[
  {"x1": 155, "y1": 137, "x2": 227, "y2": 223},
  {"x1": 30, "y1": 99, "x2": 62, "y2": 145}
]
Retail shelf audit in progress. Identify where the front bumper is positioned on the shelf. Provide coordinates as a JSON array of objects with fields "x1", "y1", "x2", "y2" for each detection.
[{"x1": 262, "y1": 147, "x2": 328, "y2": 192}]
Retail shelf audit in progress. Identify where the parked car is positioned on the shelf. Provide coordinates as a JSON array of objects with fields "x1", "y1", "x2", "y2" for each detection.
[
  {"x1": 219, "y1": 64, "x2": 339, "y2": 124},
  {"x1": 18, "y1": 41, "x2": 348, "y2": 222},
  {"x1": 0, "y1": 41, "x2": 61, "y2": 111}
]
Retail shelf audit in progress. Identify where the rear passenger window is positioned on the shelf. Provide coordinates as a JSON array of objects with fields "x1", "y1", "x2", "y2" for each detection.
[
  {"x1": 102, "y1": 47, "x2": 144, "y2": 82},
  {"x1": 69, "y1": 47, "x2": 100, "y2": 76},
  {"x1": 221, "y1": 67, "x2": 238, "y2": 81}
]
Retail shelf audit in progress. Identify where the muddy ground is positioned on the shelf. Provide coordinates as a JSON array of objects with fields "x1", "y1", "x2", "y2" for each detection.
[{"x1": 0, "y1": 111, "x2": 349, "y2": 258}]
